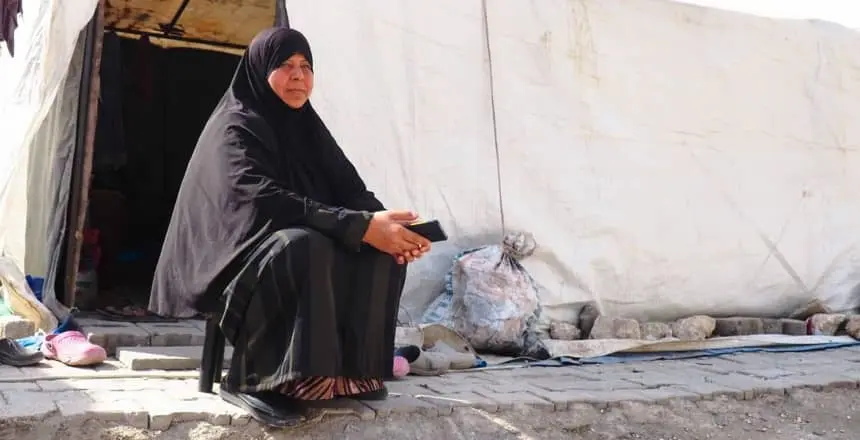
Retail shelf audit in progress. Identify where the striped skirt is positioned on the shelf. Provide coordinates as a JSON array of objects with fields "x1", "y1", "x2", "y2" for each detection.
[{"x1": 217, "y1": 227, "x2": 406, "y2": 398}]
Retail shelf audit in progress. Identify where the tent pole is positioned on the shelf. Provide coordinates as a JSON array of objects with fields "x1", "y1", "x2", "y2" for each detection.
[{"x1": 59, "y1": 0, "x2": 105, "y2": 308}]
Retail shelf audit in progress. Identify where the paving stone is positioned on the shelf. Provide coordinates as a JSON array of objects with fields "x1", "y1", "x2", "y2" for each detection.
[
  {"x1": 736, "y1": 368, "x2": 796, "y2": 380},
  {"x1": 305, "y1": 398, "x2": 377, "y2": 421},
  {"x1": 117, "y1": 345, "x2": 233, "y2": 371},
  {"x1": 0, "y1": 315, "x2": 36, "y2": 339},
  {"x1": 0, "y1": 365, "x2": 28, "y2": 381},
  {"x1": 780, "y1": 318, "x2": 808, "y2": 335},
  {"x1": 417, "y1": 391, "x2": 499, "y2": 413},
  {"x1": 53, "y1": 390, "x2": 150, "y2": 428},
  {"x1": 472, "y1": 390, "x2": 554, "y2": 410},
  {"x1": 0, "y1": 390, "x2": 57, "y2": 419},
  {"x1": 137, "y1": 322, "x2": 206, "y2": 346},
  {"x1": 714, "y1": 317, "x2": 764, "y2": 336},
  {"x1": 530, "y1": 377, "x2": 641, "y2": 392},
  {"x1": 525, "y1": 389, "x2": 602, "y2": 410},
  {"x1": 360, "y1": 393, "x2": 439, "y2": 417},
  {"x1": 80, "y1": 320, "x2": 150, "y2": 355},
  {"x1": 38, "y1": 377, "x2": 194, "y2": 392}
]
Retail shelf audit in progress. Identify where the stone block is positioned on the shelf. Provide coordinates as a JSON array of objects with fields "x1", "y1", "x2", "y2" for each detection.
[
  {"x1": 671, "y1": 315, "x2": 715, "y2": 341},
  {"x1": 780, "y1": 318, "x2": 807, "y2": 336},
  {"x1": 79, "y1": 319, "x2": 150, "y2": 356},
  {"x1": 639, "y1": 322, "x2": 672, "y2": 340},
  {"x1": 577, "y1": 303, "x2": 600, "y2": 337},
  {"x1": 0, "y1": 390, "x2": 57, "y2": 419},
  {"x1": 808, "y1": 313, "x2": 846, "y2": 336},
  {"x1": 0, "y1": 315, "x2": 35, "y2": 339},
  {"x1": 845, "y1": 315, "x2": 860, "y2": 340},
  {"x1": 589, "y1": 316, "x2": 640, "y2": 339},
  {"x1": 714, "y1": 317, "x2": 764, "y2": 336},
  {"x1": 137, "y1": 322, "x2": 205, "y2": 346},
  {"x1": 117, "y1": 345, "x2": 233, "y2": 371},
  {"x1": 549, "y1": 321, "x2": 581, "y2": 340},
  {"x1": 417, "y1": 391, "x2": 499, "y2": 413},
  {"x1": 360, "y1": 393, "x2": 439, "y2": 417},
  {"x1": 762, "y1": 318, "x2": 782, "y2": 334}
]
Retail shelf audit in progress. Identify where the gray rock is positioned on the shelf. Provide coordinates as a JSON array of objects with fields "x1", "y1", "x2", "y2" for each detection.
[
  {"x1": 639, "y1": 322, "x2": 672, "y2": 340},
  {"x1": 846, "y1": 316, "x2": 860, "y2": 340},
  {"x1": 762, "y1": 318, "x2": 782, "y2": 334},
  {"x1": 780, "y1": 318, "x2": 807, "y2": 336},
  {"x1": 589, "y1": 316, "x2": 641, "y2": 340},
  {"x1": 578, "y1": 303, "x2": 600, "y2": 338},
  {"x1": 807, "y1": 313, "x2": 846, "y2": 336},
  {"x1": 789, "y1": 299, "x2": 831, "y2": 320},
  {"x1": 671, "y1": 315, "x2": 715, "y2": 341},
  {"x1": 714, "y1": 317, "x2": 764, "y2": 337},
  {"x1": 549, "y1": 321, "x2": 582, "y2": 340}
]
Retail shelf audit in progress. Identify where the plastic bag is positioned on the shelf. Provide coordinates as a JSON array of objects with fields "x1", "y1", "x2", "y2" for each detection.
[{"x1": 447, "y1": 232, "x2": 542, "y2": 355}]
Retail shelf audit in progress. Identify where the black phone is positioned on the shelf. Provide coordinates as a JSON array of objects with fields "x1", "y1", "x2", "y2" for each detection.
[{"x1": 405, "y1": 219, "x2": 448, "y2": 243}]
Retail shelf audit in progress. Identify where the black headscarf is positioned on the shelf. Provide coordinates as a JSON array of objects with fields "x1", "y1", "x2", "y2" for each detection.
[{"x1": 150, "y1": 28, "x2": 384, "y2": 317}]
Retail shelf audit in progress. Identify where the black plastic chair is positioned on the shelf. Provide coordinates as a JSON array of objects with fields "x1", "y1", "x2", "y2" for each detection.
[{"x1": 198, "y1": 313, "x2": 226, "y2": 393}]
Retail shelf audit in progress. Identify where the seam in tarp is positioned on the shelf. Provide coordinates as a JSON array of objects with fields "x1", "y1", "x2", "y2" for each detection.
[{"x1": 481, "y1": 0, "x2": 505, "y2": 233}]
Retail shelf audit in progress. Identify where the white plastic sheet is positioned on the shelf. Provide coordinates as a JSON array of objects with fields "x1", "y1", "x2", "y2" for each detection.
[
  {"x1": 291, "y1": 0, "x2": 860, "y2": 322},
  {"x1": 286, "y1": 0, "x2": 504, "y2": 319},
  {"x1": 486, "y1": 0, "x2": 860, "y2": 321},
  {"x1": 0, "y1": 0, "x2": 98, "y2": 308}
]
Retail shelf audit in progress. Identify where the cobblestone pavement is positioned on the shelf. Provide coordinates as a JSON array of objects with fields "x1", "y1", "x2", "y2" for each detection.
[{"x1": 2, "y1": 346, "x2": 860, "y2": 439}]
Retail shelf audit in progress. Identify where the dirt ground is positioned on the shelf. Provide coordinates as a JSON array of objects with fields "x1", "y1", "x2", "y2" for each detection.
[{"x1": 2, "y1": 387, "x2": 858, "y2": 440}]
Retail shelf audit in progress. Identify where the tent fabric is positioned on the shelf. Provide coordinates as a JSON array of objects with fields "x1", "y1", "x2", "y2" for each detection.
[
  {"x1": 0, "y1": 0, "x2": 99, "y2": 312},
  {"x1": 2, "y1": 0, "x2": 860, "y2": 323},
  {"x1": 288, "y1": 0, "x2": 860, "y2": 323}
]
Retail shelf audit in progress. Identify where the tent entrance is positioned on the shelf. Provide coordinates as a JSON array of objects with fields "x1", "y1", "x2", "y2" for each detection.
[{"x1": 77, "y1": 33, "x2": 240, "y2": 312}]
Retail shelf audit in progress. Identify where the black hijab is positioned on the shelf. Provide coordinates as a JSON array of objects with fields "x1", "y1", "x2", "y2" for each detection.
[{"x1": 150, "y1": 28, "x2": 384, "y2": 317}]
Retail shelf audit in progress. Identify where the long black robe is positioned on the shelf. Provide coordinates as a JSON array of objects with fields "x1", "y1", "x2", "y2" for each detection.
[{"x1": 149, "y1": 28, "x2": 404, "y2": 391}]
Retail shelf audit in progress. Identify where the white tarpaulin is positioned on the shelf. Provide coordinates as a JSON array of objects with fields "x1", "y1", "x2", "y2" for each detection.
[
  {"x1": 286, "y1": 0, "x2": 504, "y2": 321},
  {"x1": 0, "y1": 0, "x2": 99, "y2": 308},
  {"x1": 289, "y1": 0, "x2": 860, "y2": 322}
]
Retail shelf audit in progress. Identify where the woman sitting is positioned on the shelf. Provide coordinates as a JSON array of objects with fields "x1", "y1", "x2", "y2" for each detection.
[{"x1": 148, "y1": 27, "x2": 432, "y2": 426}]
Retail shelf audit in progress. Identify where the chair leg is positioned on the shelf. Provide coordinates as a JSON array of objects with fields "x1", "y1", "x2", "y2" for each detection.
[{"x1": 199, "y1": 316, "x2": 225, "y2": 393}]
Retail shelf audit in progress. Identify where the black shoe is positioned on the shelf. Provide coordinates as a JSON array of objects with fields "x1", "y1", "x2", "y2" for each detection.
[
  {"x1": 349, "y1": 386, "x2": 388, "y2": 401},
  {"x1": 0, "y1": 338, "x2": 43, "y2": 367},
  {"x1": 219, "y1": 388, "x2": 305, "y2": 427}
]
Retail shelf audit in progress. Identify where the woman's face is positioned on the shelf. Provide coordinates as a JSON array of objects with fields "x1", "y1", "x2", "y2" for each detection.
[{"x1": 267, "y1": 53, "x2": 314, "y2": 109}]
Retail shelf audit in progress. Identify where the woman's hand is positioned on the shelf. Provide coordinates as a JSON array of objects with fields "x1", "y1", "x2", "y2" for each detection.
[{"x1": 362, "y1": 210, "x2": 432, "y2": 264}]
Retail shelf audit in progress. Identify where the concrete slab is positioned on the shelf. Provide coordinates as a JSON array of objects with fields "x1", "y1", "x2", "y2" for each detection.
[
  {"x1": 117, "y1": 345, "x2": 233, "y2": 371},
  {"x1": 136, "y1": 322, "x2": 206, "y2": 346},
  {"x1": 0, "y1": 315, "x2": 35, "y2": 339},
  {"x1": 79, "y1": 320, "x2": 150, "y2": 356}
]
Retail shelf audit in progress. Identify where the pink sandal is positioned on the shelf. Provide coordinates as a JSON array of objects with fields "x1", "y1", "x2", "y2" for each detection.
[{"x1": 41, "y1": 331, "x2": 107, "y2": 366}]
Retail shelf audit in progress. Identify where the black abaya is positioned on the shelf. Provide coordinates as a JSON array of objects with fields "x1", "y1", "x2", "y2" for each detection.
[{"x1": 149, "y1": 28, "x2": 402, "y2": 393}]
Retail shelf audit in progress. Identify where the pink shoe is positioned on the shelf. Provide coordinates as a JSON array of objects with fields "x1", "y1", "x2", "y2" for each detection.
[
  {"x1": 392, "y1": 355, "x2": 410, "y2": 378},
  {"x1": 41, "y1": 331, "x2": 107, "y2": 366}
]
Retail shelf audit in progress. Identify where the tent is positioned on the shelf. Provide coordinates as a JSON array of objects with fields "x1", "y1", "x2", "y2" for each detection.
[{"x1": 2, "y1": 0, "x2": 860, "y2": 326}]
